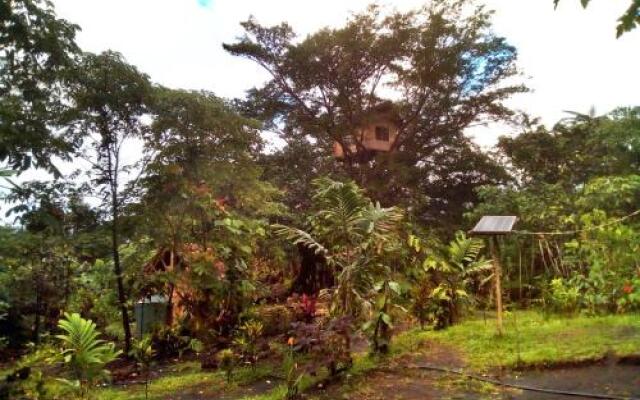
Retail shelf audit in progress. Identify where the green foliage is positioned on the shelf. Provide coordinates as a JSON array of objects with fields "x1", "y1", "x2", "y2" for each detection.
[
  {"x1": 0, "y1": 225, "x2": 85, "y2": 347},
  {"x1": 0, "y1": 344, "x2": 55, "y2": 400},
  {"x1": 543, "y1": 278, "x2": 580, "y2": 315},
  {"x1": 276, "y1": 178, "x2": 409, "y2": 355},
  {"x1": 554, "y1": 0, "x2": 640, "y2": 37},
  {"x1": 226, "y1": 1, "x2": 520, "y2": 228},
  {"x1": 232, "y1": 320, "x2": 263, "y2": 368},
  {"x1": 137, "y1": 88, "x2": 283, "y2": 339},
  {"x1": 362, "y1": 280, "x2": 404, "y2": 354},
  {"x1": 2, "y1": 1, "x2": 640, "y2": 398},
  {"x1": 470, "y1": 108, "x2": 640, "y2": 312},
  {"x1": 416, "y1": 232, "x2": 491, "y2": 329},
  {"x1": 0, "y1": 0, "x2": 80, "y2": 174},
  {"x1": 55, "y1": 313, "x2": 121, "y2": 398},
  {"x1": 129, "y1": 336, "x2": 155, "y2": 400},
  {"x1": 275, "y1": 178, "x2": 404, "y2": 319},
  {"x1": 148, "y1": 324, "x2": 196, "y2": 360},
  {"x1": 216, "y1": 349, "x2": 237, "y2": 384}
]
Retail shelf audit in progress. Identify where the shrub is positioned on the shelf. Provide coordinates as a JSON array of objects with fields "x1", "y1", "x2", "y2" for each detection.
[
  {"x1": 291, "y1": 317, "x2": 353, "y2": 377},
  {"x1": 129, "y1": 336, "x2": 155, "y2": 400},
  {"x1": 617, "y1": 274, "x2": 640, "y2": 312},
  {"x1": 232, "y1": 320, "x2": 263, "y2": 368},
  {"x1": 150, "y1": 324, "x2": 194, "y2": 359},
  {"x1": 544, "y1": 278, "x2": 580, "y2": 314},
  {"x1": 252, "y1": 304, "x2": 295, "y2": 336},
  {"x1": 216, "y1": 349, "x2": 237, "y2": 383}
]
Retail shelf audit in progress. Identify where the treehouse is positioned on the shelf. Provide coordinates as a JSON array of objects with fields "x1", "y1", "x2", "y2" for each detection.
[{"x1": 333, "y1": 104, "x2": 401, "y2": 160}]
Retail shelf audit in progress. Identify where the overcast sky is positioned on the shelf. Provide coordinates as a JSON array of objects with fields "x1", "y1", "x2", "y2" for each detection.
[{"x1": 50, "y1": 0, "x2": 640, "y2": 146}]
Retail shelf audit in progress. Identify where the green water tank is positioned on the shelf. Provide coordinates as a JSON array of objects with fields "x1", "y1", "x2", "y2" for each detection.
[{"x1": 134, "y1": 295, "x2": 168, "y2": 337}]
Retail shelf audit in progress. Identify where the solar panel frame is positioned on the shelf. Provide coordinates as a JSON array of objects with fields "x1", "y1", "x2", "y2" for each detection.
[{"x1": 470, "y1": 216, "x2": 517, "y2": 236}]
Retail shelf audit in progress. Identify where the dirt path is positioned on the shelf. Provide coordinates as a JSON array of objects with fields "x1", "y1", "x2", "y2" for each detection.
[
  {"x1": 306, "y1": 340, "x2": 640, "y2": 400},
  {"x1": 305, "y1": 339, "x2": 493, "y2": 400},
  {"x1": 154, "y1": 338, "x2": 640, "y2": 400}
]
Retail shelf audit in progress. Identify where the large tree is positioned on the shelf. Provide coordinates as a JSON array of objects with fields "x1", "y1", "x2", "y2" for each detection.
[
  {"x1": 0, "y1": 0, "x2": 80, "y2": 174},
  {"x1": 63, "y1": 51, "x2": 153, "y2": 353},
  {"x1": 140, "y1": 88, "x2": 281, "y2": 249},
  {"x1": 224, "y1": 0, "x2": 523, "y2": 227},
  {"x1": 137, "y1": 88, "x2": 282, "y2": 336},
  {"x1": 497, "y1": 107, "x2": 640, "y2": 188}
]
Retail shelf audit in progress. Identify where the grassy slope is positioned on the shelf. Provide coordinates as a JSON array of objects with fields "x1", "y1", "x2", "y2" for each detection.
[{"x1": 93, "y1": 311, "x2": 640, "y2": 400}]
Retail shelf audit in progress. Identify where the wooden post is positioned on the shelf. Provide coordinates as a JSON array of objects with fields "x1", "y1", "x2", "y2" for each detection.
[{"x1": 490, "y1": 236, "x2": 503, "y2": 335}]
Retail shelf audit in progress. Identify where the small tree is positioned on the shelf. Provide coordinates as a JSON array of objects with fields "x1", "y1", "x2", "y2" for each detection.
[
  {"x1": 130, "y1": 336, "x2": 155, "y2": 400},
  {"x1": 424, "y1": 232, "x2": 491, "y2": 327},
  {"x1": 363, "y1": 280, "x2": 403, "y2": 354},
  {"x1": 216, "y1": 349, "x2": 237, "y2": 384},
  {"x1": 232, "y1": 320, "x2": 263, "y2": 369},
  {"x1": 65, "y1": 51, "x2": 153, "y2": 353},
  {"x1": 55, "y1": 313, "x2": 121, "y2": 398},
  {"x1": 275, "y1": 178, "x2": 404, "y2": 353}
]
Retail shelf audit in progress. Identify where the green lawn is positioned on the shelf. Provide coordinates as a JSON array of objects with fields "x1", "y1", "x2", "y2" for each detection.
[
  {"x1": 394, "y1": 310, "x2": 640, "y2": 370},
  {"x1": 94, "y1": 361, "x2": 276, "y2": 400},
  {"x1": 89, "y1": 311, "x2": 640, "y2": 400}
]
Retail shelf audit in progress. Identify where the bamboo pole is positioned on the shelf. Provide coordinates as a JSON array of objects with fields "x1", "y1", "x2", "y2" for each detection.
[{"x1": 490, "y1": 236, "x2": 503, "y2": 335}]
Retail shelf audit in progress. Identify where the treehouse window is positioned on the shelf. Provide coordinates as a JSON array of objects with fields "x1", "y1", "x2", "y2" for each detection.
[{"x1": 375, "y1": 126, "x2": 390, "y2": 141}]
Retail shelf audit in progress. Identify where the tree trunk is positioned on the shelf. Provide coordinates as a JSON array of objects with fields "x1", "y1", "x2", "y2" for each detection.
[
  {"x1": 109, "y1": 148, "x2": 132, "y2": 353},
  {"x1": 166, "y1": 249, "x2": 175, "y2": 326},
  {"x1": 112, "y1": 202, "x2": 132, "y2": 353},
  {"x1": 289, "y1": 244, "x2": 334, "y2": 295},
  {"x1": 33, "y1": 273, "x2": 41, "y2": 344}
]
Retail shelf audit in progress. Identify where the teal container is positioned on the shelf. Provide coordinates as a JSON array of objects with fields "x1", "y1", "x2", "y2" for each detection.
[{"x1": 134, "y1": 295, "x2": 168, "y2": 338}]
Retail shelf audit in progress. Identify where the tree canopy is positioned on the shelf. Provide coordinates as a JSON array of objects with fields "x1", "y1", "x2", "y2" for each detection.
[
  {"x1": 0, "y1": 0, "x2": 80, "y2": 174},
  {"x1": 225, "y1": 0, "x2": 524, "y2": 228}
]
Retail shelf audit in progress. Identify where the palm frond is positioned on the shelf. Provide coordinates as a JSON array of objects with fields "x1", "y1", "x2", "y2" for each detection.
[
  {"x1": 56, "y1": 312, "x2": 121, "y2": 383},
  {"x1": 448, "y1": 232, "x2": 484, "y2": 267},
  {"x1": 358, "y1": 202, "x2": 404, "y2": 237},
  {"x1": 272, "y1": 224, "x2": 328, "y2": 256},
  {"x1": 312, "y1": 178, "x2": 368, "y2": 226}
]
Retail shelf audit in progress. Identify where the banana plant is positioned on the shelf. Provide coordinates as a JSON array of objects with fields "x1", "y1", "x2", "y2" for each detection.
[
  {"x1": 362, "y1": 279, "x2": 404, "y2": 354},
  {"x1": 274, "y1": 178, "x2": 403, "y2": 319}
]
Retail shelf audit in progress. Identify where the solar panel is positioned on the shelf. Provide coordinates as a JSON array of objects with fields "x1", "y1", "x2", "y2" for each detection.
[{"x1": 470, "y1": 216, "x2": 517, "y2": 235}]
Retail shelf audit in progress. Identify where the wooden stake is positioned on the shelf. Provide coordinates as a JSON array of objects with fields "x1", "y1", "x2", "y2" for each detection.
[{"x1": 490, "y1": 236, "x2": 503, "y2": 335}]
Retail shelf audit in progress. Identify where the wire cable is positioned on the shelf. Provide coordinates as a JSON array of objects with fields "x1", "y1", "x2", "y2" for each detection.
[
  {"x1": 411, "y1": 364, "x2": 638, "y2": 400},
  {"x1": 512, "y1": 209, "x2": 640, "y2": 237}
]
